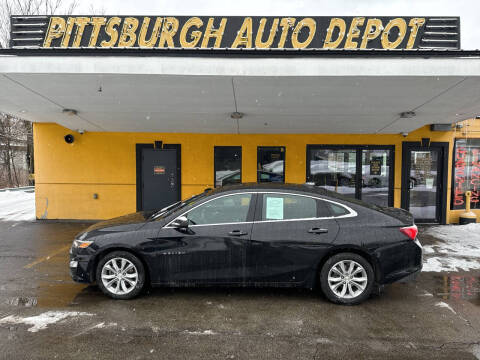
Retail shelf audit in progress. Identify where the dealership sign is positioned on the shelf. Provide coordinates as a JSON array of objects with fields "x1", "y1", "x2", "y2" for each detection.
[{"x1": 10, "y1": 15, "x2": 460, "y2": 50}]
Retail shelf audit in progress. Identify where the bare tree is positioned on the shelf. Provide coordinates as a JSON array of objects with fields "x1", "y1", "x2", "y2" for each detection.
[
  {"x1": 1, "y1": 0, "x2": 80, "y2": 48},
  {"x1": 0, "y1": 113, "x2": 29, "y2": 187},
  {"x1": 0, "y1": 0, "x2": 80, "y2": 187}
]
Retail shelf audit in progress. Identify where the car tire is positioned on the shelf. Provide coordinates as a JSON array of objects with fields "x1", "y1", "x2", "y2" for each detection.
[
  {"x1": 96, "y1": 251, "x2": 146, "y2": 300},
  {"x1": 320, "y1": 253, "x2": 374, "y2": 305}
]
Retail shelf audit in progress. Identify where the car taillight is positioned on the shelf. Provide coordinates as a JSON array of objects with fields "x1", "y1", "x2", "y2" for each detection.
[{"x1": 400, "y1": 224, "x2": 418, "y2": 240}]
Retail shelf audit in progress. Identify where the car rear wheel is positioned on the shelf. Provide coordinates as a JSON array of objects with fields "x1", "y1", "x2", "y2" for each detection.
[
  {"x1": 96, "y1": 251, "x2": 145, "y2": 300},
  {"x1": 320, "y1": 253, "x2": 374, "y2": 305}
]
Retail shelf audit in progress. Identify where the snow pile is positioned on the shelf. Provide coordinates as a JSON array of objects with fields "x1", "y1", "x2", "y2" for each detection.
[
  {"x1": 182, "y1": 330, "x2": 218, "y2": 336},
  {"x1": 423, "y1": 223, "x2": 480, "y2": 272},
  {"x1": 0, "y1": 311, "x2": 93, "y2": 332},
  {"x1": 0, "y1": 189, "x2": 35, "y2": 221}
]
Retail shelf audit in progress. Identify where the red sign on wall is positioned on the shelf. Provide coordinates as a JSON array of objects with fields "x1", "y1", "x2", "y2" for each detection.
[{"x1": 453, "y1": 139, "x2": 480, "y2": 209}]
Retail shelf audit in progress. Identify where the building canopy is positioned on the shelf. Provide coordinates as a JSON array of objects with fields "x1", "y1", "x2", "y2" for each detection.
[{"x1": 1, "y1": 15, "x2": 479, "y2": 134}]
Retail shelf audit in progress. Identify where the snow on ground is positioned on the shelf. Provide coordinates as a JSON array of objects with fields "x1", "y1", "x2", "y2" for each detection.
[
  {"x1": 0, "y1": 311, "x2": 93, "y2": 332},
  {"x1": 423, "y1": 223, "x2": 480, "y2": 272},
  {"x1": 0, "y1": 189, "x2": 35, "y2": 221}
]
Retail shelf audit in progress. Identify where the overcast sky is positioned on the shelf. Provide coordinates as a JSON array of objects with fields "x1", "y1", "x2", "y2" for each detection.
[{"x1": 75, "y1": 0, "x2": 478, "y2": 49}]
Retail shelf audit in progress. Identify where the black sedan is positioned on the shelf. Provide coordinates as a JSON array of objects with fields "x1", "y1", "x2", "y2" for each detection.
[{"x1": 69, "y1": 183, "x2": 422, "y2": 305}]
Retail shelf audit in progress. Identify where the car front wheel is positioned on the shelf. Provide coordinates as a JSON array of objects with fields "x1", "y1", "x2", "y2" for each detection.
[
  {"x1": 320, "y1": 253, "x2": 374, "y2": 305},
  {"x1": 96, "y1": 251, "x2": 145, "y2": 300}
]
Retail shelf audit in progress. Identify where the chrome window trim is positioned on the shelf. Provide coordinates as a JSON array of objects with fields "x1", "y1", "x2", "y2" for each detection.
[{"x1": 164, "y1": 191, "x2": 357, "y2": 228}]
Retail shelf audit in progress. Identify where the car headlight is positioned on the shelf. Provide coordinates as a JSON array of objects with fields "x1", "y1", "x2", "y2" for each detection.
[
  {"x1": 73, "y1": 233, "x2": 93, "y2": 249},
  {"x1": 73, "y1": 238, "x2": 93, "y2": 248}
]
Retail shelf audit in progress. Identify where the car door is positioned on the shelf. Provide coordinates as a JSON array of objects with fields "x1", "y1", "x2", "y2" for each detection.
[
  {"x1": 152, "y1": 192, "x2": 256, "y2": 285},
  {"x1": 247, "y1": 192, "x2": 339, "y2": 285}
]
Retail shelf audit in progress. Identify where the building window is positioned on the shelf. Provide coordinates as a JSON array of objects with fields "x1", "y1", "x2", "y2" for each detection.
[
  {"x1": 214, "y1": 146, "x2": 242, "y2": 187},
  {"x1": 361, "y1": 149, "x2": 392, "y2": 207},
  {"x1": 308, "y1": 148, "x2": 357, "y2": 199},
  {"x1": 452, "y1": 138, "x2": 480, "y2": 210},
  {"x1": 307, "y1": 145, "x2": 394, "y2": 207},
  {"x1": 257, "y1": 146, "x2": 285, "y2": 183}
]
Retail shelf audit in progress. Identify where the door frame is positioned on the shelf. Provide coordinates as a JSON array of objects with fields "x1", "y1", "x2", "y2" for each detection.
[
  {"x1": 136, "y1": 144, "x2": 181, "y2": 211},
  {"x1": 401, "y1": 141, "x2": 449, "y2": 224},
  {"x1": 306, "y1": 144, "x2": 395, "y2": 207}
]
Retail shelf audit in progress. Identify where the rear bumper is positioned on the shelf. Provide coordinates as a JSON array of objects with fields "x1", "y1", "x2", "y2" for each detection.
[
  {"x1": 397, "y1": 267, "x2": 422, "y2": 283},
  {"x1": 375, "y1": 238, "x2": 423, "y2": 285}
]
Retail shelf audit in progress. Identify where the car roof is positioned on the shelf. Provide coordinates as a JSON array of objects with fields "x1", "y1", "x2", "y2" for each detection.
[
  {"x1": 206, "y1": 183, "x2": 331, "y2": 197},
  {"x1": 203, "y1": 183, "x2": 384, "y2": 211}
]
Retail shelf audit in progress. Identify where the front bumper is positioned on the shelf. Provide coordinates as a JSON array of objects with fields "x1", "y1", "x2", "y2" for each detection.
[{"x1": 69, "y1": 247, "x2": 95, "y2": 283}]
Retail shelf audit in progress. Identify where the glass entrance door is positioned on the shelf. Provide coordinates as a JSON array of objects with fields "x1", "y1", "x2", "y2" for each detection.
[
  {"x1": 408, "y1": 150, "x2": 439, "y2": 221},
  {"x1": 402, "y1": 144, "x2": 446, "y2": 223}
]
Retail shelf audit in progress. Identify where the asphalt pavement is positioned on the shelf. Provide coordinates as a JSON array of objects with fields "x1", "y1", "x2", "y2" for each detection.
[{"x1": 0, "y1": 220, "x2": 479, "y2": 359}]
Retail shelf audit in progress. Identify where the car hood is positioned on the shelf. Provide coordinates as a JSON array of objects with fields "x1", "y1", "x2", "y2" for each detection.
[{"x1": 81, "y1": 211, "x2": 155, "y2": 234}]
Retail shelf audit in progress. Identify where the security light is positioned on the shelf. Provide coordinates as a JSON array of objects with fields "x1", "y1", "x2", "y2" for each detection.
[
  {"x1": 230, "y1": 112, "x2": 244, "y2": 119},
  {"x1": 399, "y1": 111, "x2": 415, "y2": 119},
  {"x1": 62, "y1": 108, "x2": 78, "y2": 116}
]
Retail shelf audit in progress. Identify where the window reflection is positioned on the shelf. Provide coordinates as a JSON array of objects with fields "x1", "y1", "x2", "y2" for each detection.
[
  {"x1": 309, "y1": 149, "x2": 356, "y2": 198},
  {"x1": 362, "y1": 150, "x2": 390, "y2": 207},
  {"x1": 257, "y1": 147, "x2": 285, "y2": 183},
  {"x1": 308, "y1": 146, "x2": 393, "y2": 207},
  {"x1": 214, "y1": 147, "x2": 241, "y2": 187}
]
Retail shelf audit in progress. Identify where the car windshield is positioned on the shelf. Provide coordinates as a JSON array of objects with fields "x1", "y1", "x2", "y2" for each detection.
[{"x1": 148, "y1": 192, "x2": 208, "y2": 221}]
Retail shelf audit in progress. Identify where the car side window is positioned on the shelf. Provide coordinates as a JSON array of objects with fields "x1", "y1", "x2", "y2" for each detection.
[
  {"x1": 316, "y1": 200, "x2": 332, "y2": 217},
  {"x1": 262, "y1": 194, "x2": 317, "y2": 221},
  {"x1": 185, "y1": 194, "x2": 252, "y2": 225},
  {"x1": 327, "y1": 202, "x2": 350, "y2": 217}
]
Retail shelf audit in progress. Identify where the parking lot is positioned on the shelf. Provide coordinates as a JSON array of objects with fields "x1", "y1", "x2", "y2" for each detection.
[{"x1": 0, "y1": 220, "x2": 479, "y2": 360}]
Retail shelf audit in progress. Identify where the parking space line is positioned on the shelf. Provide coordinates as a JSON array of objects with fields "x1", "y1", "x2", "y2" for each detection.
[{"x1": 24, "y1": 245, "x2": 71, "y2": 269}]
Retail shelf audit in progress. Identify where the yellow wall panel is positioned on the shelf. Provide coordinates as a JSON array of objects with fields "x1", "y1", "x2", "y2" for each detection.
[
  {"x1": 35, "y1": 183, "x2": 135, "y2": 220},
  {"x1": 33, "y1": 121, "x2": 480, "y2": 222}
]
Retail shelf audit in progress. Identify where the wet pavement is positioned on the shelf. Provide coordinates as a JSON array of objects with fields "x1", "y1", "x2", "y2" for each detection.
[{"x1": 0, "y1": 221, "x2": 479, "y2": 359}]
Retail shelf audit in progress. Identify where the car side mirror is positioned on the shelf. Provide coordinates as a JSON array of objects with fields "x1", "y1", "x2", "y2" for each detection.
[{"x1": 171, "y1": 215, "x2": 189, "y2": 229}]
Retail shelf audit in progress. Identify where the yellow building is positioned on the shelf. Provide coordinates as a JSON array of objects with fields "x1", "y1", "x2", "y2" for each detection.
[
  {"x1": 2, "y1": 15, "x2": 480, "y2": 224},
  {"x1": 30, "y1": 119, "x2": 480, "y2": 223}
]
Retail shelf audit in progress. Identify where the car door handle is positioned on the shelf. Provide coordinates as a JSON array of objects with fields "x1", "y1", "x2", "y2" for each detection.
[
  {"x1": 228, "y1": 230, "x2": 248, "y2": 236},
  {"x1": 308, "y1": 227, "x2": 328, "y2": 234}
]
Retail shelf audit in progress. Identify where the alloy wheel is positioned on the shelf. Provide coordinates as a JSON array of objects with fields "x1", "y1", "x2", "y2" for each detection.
[
  {"x1": 101, "y1": 257, "x2": 138, "y2": 295},
  {"x1": 327, "y1": 260, "x2": 368, "y2": 299}
]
